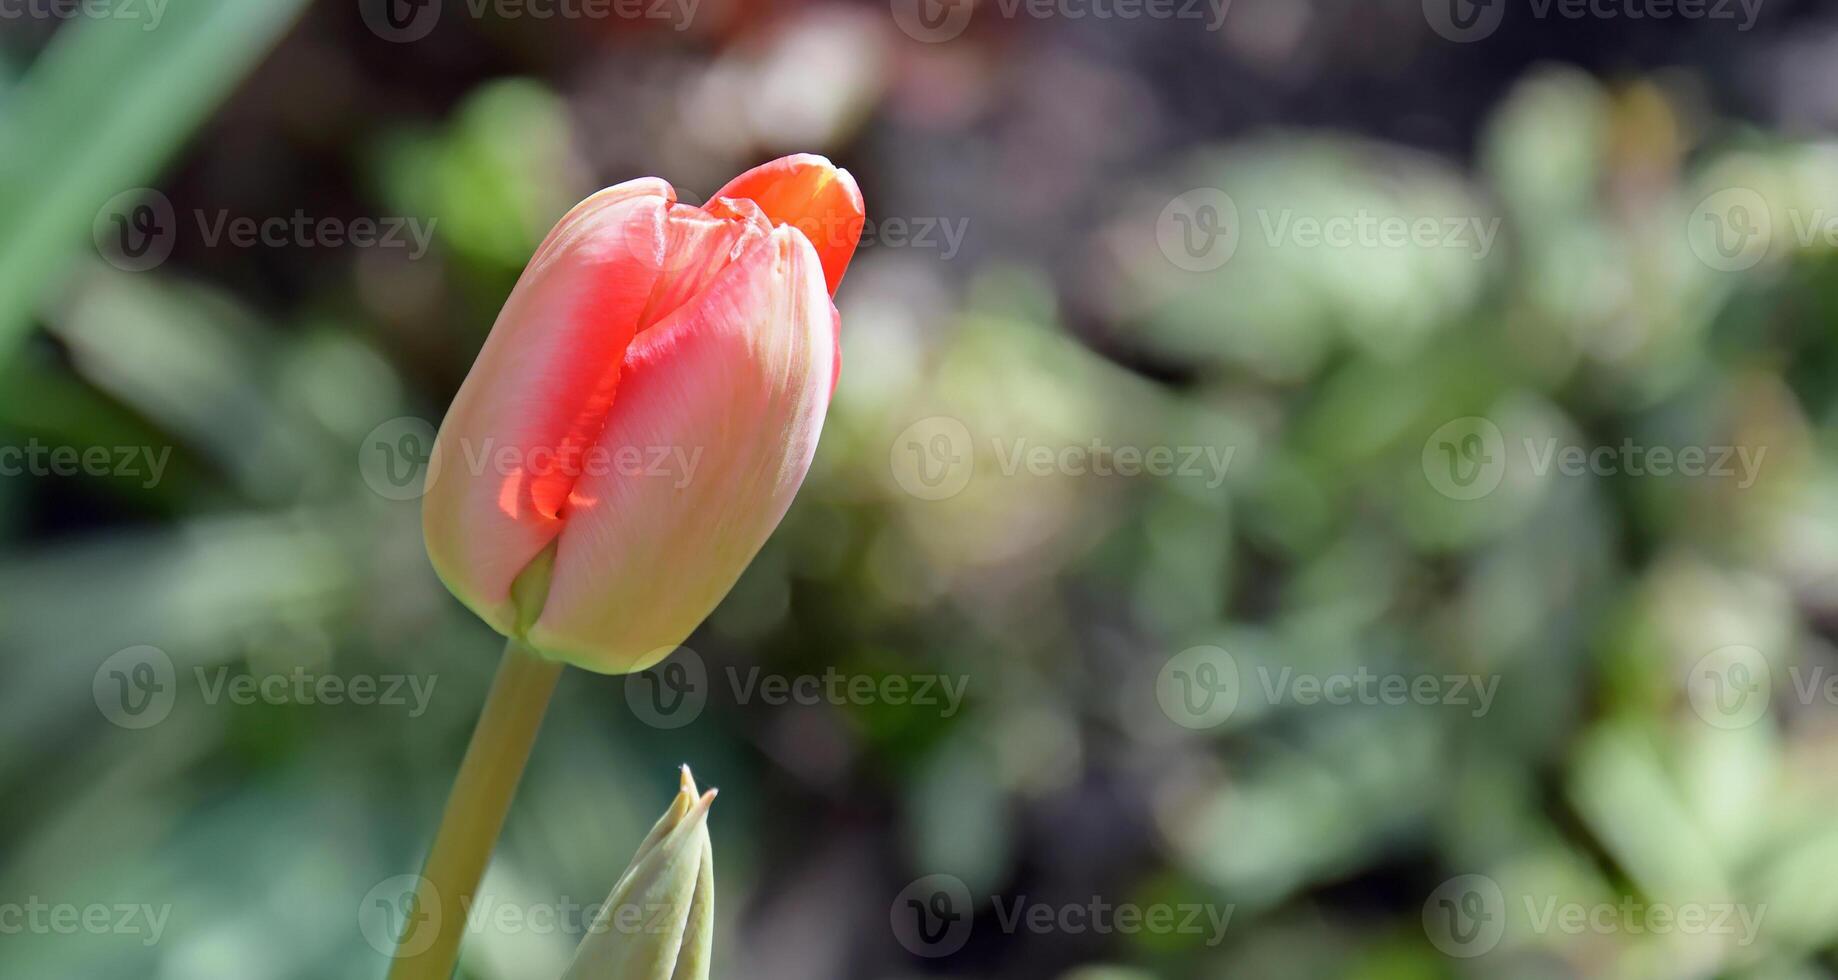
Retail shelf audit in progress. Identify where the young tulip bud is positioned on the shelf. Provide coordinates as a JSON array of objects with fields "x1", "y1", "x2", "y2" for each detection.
[
  {"x1": 564, "y1": 767, "x2": 717, "y2": 980},
  {"x1": 422, "y1": 155, "x2": 864, "y2": 674}
]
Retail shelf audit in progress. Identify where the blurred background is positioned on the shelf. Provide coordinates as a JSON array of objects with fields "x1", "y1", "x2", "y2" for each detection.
[{"x1": 4, "y1": 0, "x2": 1838, "y2": 977}]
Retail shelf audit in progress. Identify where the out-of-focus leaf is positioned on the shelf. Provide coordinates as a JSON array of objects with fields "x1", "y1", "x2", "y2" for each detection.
[{"x1": 0, "y1": 0, "x2": 309, "y2": 363}]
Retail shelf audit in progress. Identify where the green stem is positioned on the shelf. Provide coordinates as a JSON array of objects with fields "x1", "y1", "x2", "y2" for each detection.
[{"x1": 389, "y1": 639, "x2": 563, "y2": 980}]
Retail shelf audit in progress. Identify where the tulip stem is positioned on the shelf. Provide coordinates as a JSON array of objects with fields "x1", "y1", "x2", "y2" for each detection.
[{"x1": 389, "y1": 638, "x2": 563, "y2": 980}]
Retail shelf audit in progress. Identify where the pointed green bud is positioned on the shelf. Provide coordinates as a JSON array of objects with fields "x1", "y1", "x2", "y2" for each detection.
[{"x1": 564, "y1": 766, "x2": 715, "y2": 980}]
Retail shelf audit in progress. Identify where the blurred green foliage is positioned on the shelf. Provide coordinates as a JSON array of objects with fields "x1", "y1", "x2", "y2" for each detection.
[{"x1": 4, "y1": 4, "x2": 1838, "y2": 980}]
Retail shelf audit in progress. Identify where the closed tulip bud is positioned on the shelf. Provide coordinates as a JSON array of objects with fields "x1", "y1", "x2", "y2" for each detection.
[
  {"x1": 565, "y1": 767, "x2": 716, "y2": 980},
  {"x1": 423, "y1": 155, "x2": 864, "y2": 673}
]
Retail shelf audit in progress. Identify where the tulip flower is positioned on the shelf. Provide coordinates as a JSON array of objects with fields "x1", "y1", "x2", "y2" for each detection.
[
  {"x1": 564, "y1": 767, "x2": 716, "y2": 980},
  {"x1": 391, "y1": 155, "x2": 862, "y2": 980},
  {"x1": 423, "y1": 152, "x2": 865, "y2": 674}
]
